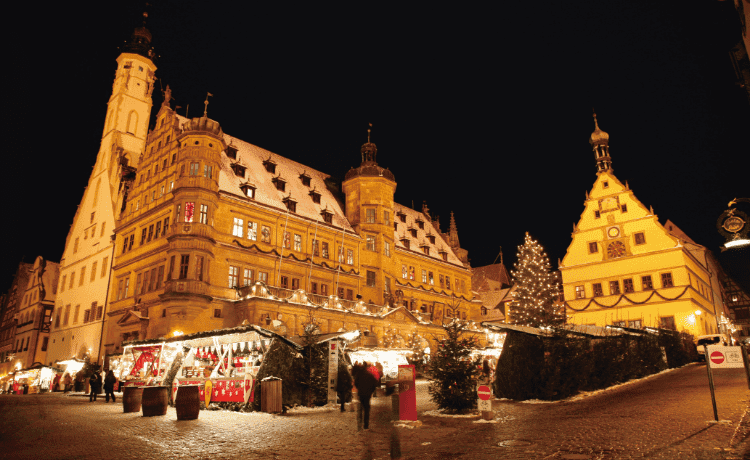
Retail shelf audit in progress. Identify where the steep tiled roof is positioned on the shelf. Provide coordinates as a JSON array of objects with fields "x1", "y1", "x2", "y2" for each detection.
[
  {"x1": 206, "y1": 125, "x2": 355, "y2": 235},
  {"x1": 392, "y1": 203, "x2": 463, "y2": 266},
  {"x1": 472, "y1": 263, "x2": 511, "y2": 290}
]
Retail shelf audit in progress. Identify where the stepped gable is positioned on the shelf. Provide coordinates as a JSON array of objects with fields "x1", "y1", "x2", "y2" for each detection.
[{"x1": 392, "y1": 203, "x2": 463, "y2": 266}]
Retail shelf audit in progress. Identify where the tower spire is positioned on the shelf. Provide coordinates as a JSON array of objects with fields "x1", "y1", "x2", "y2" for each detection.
[
  {"x1": 203, "y1": 92, "x2": 213, "y2": 117},
  {"x1": 360, "y1": 122, "x2": 377, "y2": 164},
  {"x1": 589, "y1": 110, "x2": 612, "y2": 173}
]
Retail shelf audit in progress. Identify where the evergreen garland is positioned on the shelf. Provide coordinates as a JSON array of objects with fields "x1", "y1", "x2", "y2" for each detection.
[
  {"x1": 428, "y1": 320, "x2": 480, "y2": 413},
  {"x1": 509, "y1": 232, "x2": 562, "y2": 327}
]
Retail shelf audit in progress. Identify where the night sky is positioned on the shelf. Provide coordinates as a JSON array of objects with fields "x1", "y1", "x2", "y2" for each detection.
[{"x1": 3, "y1": 1, "x2": 748, "y2": 293}]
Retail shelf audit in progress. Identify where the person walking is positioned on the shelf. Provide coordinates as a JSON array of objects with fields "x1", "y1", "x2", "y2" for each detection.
[
  {"x1": 52, "y1": 373, "x2": 61, "y2": 392},
  {"x1": 367, "y1": 362, "x2": 380, "y2": 397},
  {"x1": 62, "y1": 373, "x2": 72, "y2": 393},
  {"x1": 353, "y1": 363, "x2": 378, "y2": 430},
  {"x1": 336, "y1": 365, "x2": 353, "y2": 412},
  {"x1": 89, "y1": 372, "x2": 101, "y2": 402},
  {"x1": 103, "y1": 370, "x2": 117, "y2": 403}
]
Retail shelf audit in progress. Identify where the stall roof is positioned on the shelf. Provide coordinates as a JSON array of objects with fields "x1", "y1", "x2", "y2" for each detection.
[
  {"x1": 18, "y1": 363, "x2": 63, "y2": 373},
  {"x1": 123, "y1": 324, "x2": 302, "y2": 350},
  {"x1": 482, "y1": 321, "x2": 671, "y2": 339},
  {"x1": 287, "y1": 330, "x2": 361, "y2": 347}
]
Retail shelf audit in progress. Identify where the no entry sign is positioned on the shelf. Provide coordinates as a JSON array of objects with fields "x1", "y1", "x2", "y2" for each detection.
[
  {"x1": 710, "y1": 351, "x2": 725, "y2": 365},
  {"x1": 706, "y1": 346, "x2": 745, "y2": 369},
  {"x1": 477, "y1": 385, "x2": 491, "y2": 401}
]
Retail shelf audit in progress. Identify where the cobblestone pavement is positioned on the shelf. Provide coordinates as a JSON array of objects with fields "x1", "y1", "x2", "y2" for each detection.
[{"x1": 0, "y1": 364, "x2": 748, "y2": 460}]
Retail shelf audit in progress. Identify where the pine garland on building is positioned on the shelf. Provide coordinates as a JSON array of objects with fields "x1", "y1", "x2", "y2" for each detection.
[
  {"x1": 428, "y1": 320, "x2": 480, "y2": 413},
  {"x1": 509, "y1": 232, "x2": 562, "y2": 327}
]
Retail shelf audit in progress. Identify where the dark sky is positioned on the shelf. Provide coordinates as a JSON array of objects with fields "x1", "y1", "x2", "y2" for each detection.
[{"x1": 3, "y1": 1, "x2": 748, "y2": 293}]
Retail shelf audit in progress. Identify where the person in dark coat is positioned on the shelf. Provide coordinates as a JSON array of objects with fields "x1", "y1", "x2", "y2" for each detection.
[
  {"x1": 89, "y1": 372, "x2": 102, "y2": 402},
  {"x1": 352, "y1": 363, "x2": 378, "y2": 430},
  {"x1": 336, "y1": 366, "x2": 353, "y2": 413},
  {"x1": 103, "y1": 370, "x2": 117, "y2": 403}
]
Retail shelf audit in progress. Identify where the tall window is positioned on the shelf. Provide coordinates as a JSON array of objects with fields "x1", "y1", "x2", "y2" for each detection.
[
  {"x1": 90, "y1": 262, "x2": 98, "y2": 282},
  {"x1": 261, "y1": 226, "x2": 271, "y2": 243},
  {"x1": 135, "y1": 273, "x2": 142, "y2": 295},
  {"x1": 347, "y1": 249, "x2": 353, "y2": 265},
  {"x1": 124, "y1": 278, "x2": 129, "y2": 298},
  {"x1": 61, "y1": 275, "x2": 66, "y2": 293},
  {"x1": 155, "y1": 221, "x2": 162, "y2": 238},
  {"x1": 321, "y1": 284, "x2": 328, "y2": 296},
  {"x1": 129, "y1": 234, "x2": 134, "y2": 251},
  {"x1": 439, "y1": 274, "x2": 444, "y2": 288},
  {"x1": 204, "y1": 165, "x2": 212, "y2": 178},
  {"x1": 429, "y1": 272, "x2": 434, "y2": 285},
  {"x1": 69, "y1": 272, "x2": 75, "y2": 289},
  {"x1": 384, "y1": 210, "x2": 390, "y2": 224},
  {"x1": 367, "y1": 271, "x2": 376, "y2": 287},
  {"x1": 199, "y1": 204, "x2": 208, "y2": 224},
  {"x1": 294, "y1": 234, "x2": 302, "y2": 251},
  {"x1": 409, "y1": 267, "x2": 415, "y2": 281},
  {"x1": 156, "y1": 266, "x2": 164, "y2": 289},
  {"x1": 384, "y1": 241, "x2": 390, "y2": 257},
  {"x1": 446, "y1": 277, "x2": 451, "y2": 290},
  {"x1": 402, "y1": 265, "x2": 407, "y2": 279},
  {"x1": 623, "y1": 278, "x2": 634, "y2": 293},
  {"x1": 232, "y1": 218, "x2": 244, "y2": 237},
  {"x1": 422, "y1": 270, "x2": 427, "y2": 283},
  {"x1": 366, "y1": 235, "x2": 376, "y2": 251},
  {"x1": 366, "y1": 208, "x2": 376, "y2": 223},
  {"x1": 312, "y1": 239, "x2": 319, "y2": 256},
  {"x1": 243, "y1": 268, "x2": 254, "y2": 286},
  {"x1": 228, "y1": 266, "x2": 239, "y2": 288},
  {"x1": 189, "y1": 162, "x2": 199, "y2": 175},
  {"x1": 74, "y1": 237, "x2": 79, "y2": 253},
  {"x1": 280, "y1": 276, "x2": 289, "y2": 289},
  {"x1": 610, "y1": 280, "x2": 620, "y2": 295},
  {"x1": 641, "y1": 275, "x2": 653, "y2": 290},
  {"x1": 575, "y1": 285, "x2": 585, "y2": 299},
  {"x1": 179, "y1": 255, "x2": 189, "y2": 279},
  {"x1": 63, "y1": 305, "x2": 70, "y2": 326},
  {"x1": 247, "y1": 222, "x2": 257, "y2": 241},
  {"x1": 322, "y1": 242, "x2": 329, "y2": 259},
  {"x1": 259, "y1": 272, "x2": 268, "y2": 284},
  {"x1": 292, "y1": 278, "x2": 300, "y2": 290},
  {"x1": 661, "y1": 273, "x2": 674, "y2": 288},
  {"x1": 195, "y1": 257, "x2": 204, "y2": 282},
  {"x1": 79, "y1": 266, "x2": 86, "y2": 286},
  {"x1": 592, "y1": 283, "x2": 603, "y2": 297},
  {"x1": 141, "y1": 228, "x2": 147, "y2": 244},
  {"x1": 147, "y1": 224, "x2": 154, "y2": 241},
  {"x1": 283, "y1": 232, "x2": 291, "y2": 249},
  {"x1": 184, "y1": 202, "x2": 195, "y2": 223}
]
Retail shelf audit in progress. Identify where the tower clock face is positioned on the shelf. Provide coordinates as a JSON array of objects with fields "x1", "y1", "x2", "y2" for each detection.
[
  {"x1": 607, "y1": 226, "x2": 621, "y2": 238},
  {"x1": 607, "y1": 241, "x2": 626, "y2": 258}
]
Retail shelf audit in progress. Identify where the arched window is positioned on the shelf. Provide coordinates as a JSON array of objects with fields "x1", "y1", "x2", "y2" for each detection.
[{"x1": 126, "y1": 110, "x2": 138, "y2": 135}]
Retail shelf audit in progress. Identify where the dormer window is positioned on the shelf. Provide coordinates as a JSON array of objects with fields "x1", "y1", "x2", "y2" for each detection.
[
  {"x1": 321, "y1": 209, "x2": 333, "y2": 224},
  {"x1": 240, "y1": 183, "x2": 256, "y2": 199},
  {"x1": 231, "y1": 163, "x2": 246, "y2": 178},
  {"x1": 394, "y1": 222, "x2": 398, "y2": 231},
  {"x1": 225, "y1": 145, "x2": 238, "y2": 160},
  {"x1": 423, "y1": 247, "x2": 430, "y2": 256},
  {"x1": 300, "y1": 173, "x2": 312, "y2": 187},
  {"x1": 410, "y1": 228, "x2": 417, "y2": 238},
  {"x1": 416, "y1": 219, "x2": 424, "y2": 230},
  {"x1": 282, "y1": 197, "x2": 297, "y2": 213},
  {"x1": 428, "y1": 235, "x2": 436, "y2": 244},
  {"x1": 272, "y1": 176, "x2": 286, "y2": 192},
  {"x1": 398, "y1": 212, "x2": 406, "y2": 223},
  {"x1": 309, "y1": 190, "x2": 321, "y2": 204},
  {"x1": 263, "y1": 159, "x2": 277, "y2": 174},
  {"x1": 439, "y1": 249, "x2": 448, "y2": 261},
  {"x1": 400, "y1": 236, "x2": 410, "y2": 249}
]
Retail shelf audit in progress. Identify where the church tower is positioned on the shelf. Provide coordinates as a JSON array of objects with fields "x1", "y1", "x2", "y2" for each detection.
[
  {"x1": 47, "y1": 13, "x2": 156, "y2": 367},
  {"x1": 342, "y1": 125, "x2": 397, "y2": 304}
]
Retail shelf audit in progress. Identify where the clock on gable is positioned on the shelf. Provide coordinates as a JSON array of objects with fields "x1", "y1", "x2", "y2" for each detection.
[{"x1": 607, "y1": 241, "x2": 627, "y2": 258}]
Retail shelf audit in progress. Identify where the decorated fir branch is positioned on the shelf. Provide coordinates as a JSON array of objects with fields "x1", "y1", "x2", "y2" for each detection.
[
  {"x1": 509, "y1": 232, "x2": 562, "y2": 328},
  {"x1": 427, "y1": 319, "x2": 481, "y2": 413}
]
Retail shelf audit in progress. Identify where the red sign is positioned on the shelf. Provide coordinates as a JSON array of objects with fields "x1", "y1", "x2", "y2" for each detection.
[
  {"x1": 477, "y1": 385, "x2": 492, "y2": 401},
  {"x1": 710, "y1": 351, "x2": 725, "y2": 365}
]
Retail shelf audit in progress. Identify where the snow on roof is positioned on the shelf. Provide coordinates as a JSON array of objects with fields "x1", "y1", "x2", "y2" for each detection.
[
  {"x1": 175, "y1": 114, "x2": 354, "y2": 235},
  {"x1": 392, "y1": 204, "x2": 463, "y2": 266},
  {"x1": 218, "y1": 134, "x2": 354, "y2": 233}
]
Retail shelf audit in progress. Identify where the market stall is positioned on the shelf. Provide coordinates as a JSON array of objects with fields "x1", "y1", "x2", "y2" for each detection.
[
  {"x1": 347, "y1": 348, "x2": 412, "y2": 380},
  {"x1": 13, "y1": 363, "x2": 62, "y2": 393}
]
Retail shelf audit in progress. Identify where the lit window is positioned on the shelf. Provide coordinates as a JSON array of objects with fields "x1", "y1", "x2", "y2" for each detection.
[
  {"x1": 204, "y1": 165, "x2": 212, "y2": 178},
  {"x1": 184, "y1": 202, "x2": 195, "y2": 223},
  {"x1": 610, "y1": 280, "x2": 620, "y2": 295},
  {"x1": 283, "y1": 232, "x2": 291, "y2": 249},
  {"x1": 661, "y1": 273, "x2": 674, "y2": 288},
  {"x1": 384, "y1": 211, "x2": 390, "y2": 224},
  {"x1": 189, "y1": 162, "x2": 199, "y2": 176},
  {"x1": 232, "y1": 218, "x2": 244, "y2": 237},
  {"x1": 366, "y1": 271, "x2": 376, "y2": 287},
  {"x1": 259, "y1": 272, "x2": 268, "y2": 284},
  {"x1": 592, "y1": 283, "x2": 603, "y2": 297},
  {"x1": 575, "y1": 285, "x2": 585, "y2": 299},
  {"x1": 261, "y1": 226, "x2": 271, "y2": 243},
  {"x1": 409, "y1": 267, "x2": 415, "y2": 281},
  {"x1": 294, "y1": 234, "x2": 302, "y2": 251},
  {"x1": 366, "y1": 208, "x2": 376, "y2": 223},
  {"x1": 243, "y1": 268, "x2": 254, "y2": 286},
  {"x1": 366, "y1": 235, "x2": 376, "y2": 251},
  {"x1": 402, "y1": 265, "x2": 407, "y2": 279},
  {"x1": 422, "y1": 270, "x2": 427, "y2": 283},
  {"x1": 623, "y1": 278, "x2": 634, "y2": 293},
  {"x1": 347, "y1": 249, "x2": 353, "y2": 265},
  {"x1": 228, "y1": 266, "x2": 239, "y2": 288},
  {"x1": 312, "y1": 239, "x2": 319, "y2": 256},
  {"x1": 247, "y1": 222, "x2": 257, "y2": 241},
  {"x1": 429, "y1": 272, "x2": 434, "y2": 285},
  {"x1": 384, "y1": 241, "x2": 390, "y2": 257},
  {"x1": 322, "y1": 242, "x2": 329, "y2": 259},
  {"x1": 446, "y1": 277, "x2": 451, "y2": 290}
]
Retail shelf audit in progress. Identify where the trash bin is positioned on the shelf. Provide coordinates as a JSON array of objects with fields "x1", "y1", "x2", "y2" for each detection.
[{"x1": 261, "y1": 377, "x2": 282, "y2": 413}]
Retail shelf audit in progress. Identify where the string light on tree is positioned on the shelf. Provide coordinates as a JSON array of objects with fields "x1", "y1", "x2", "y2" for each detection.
[{"x1": 509, "y1": 232, "x2": 562, "y2": 327}]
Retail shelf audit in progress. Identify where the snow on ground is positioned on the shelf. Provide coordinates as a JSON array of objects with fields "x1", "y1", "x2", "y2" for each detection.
[
  {"x1": 423, "y1": 409, "x2": 480, "y2": 418},
  {"x1": 285, "y1": 403, "x2": 338, "y2": 414}
]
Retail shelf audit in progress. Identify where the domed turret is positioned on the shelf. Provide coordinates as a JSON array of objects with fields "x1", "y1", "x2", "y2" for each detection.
[
  {"x1": 122, "y1": 12, "x2": 155, "y2": 60},
  {"x1": 344, "y1": 124, "x2": 395, "y2": 181},
  {"x1": 590, "y1": 112, "x2": 613, "y2": 173},
  {"x1": 589, "y1": 113, "x2": 610, "y2": 146}
]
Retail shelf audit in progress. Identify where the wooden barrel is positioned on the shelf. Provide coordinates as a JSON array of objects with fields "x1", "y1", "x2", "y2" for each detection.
[
  {"x1": 175, "y1": 385, "x2": 200, "y2": 420},
  {"x1": 141, "y1": 386, "x2": 168, "y2": 417},
  {"x1": 122, "y1": 386, "x2": 143, "y2": 413}
]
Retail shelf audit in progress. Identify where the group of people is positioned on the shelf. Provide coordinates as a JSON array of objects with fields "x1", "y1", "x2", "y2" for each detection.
[
  {"x1": 336, "y1": 361, "x2": 385, "y2": 431},
  {"x1": 87, "y1": 370, "x2": 118, "y2": 402}
]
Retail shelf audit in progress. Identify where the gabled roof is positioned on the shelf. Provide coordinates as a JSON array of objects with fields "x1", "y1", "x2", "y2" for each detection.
[
  {"x1": 472, "y1": 263, "x2": 512, "y2": 291},
  {"x1": 393, "y1": 204, "x2": 463, "y2": 266},
  {"x1": 663, "y1": 219, "x2": 698, "y2": 245},
  {"x1": 116, "y1": 309, "x2": 148, "y2": 325}
]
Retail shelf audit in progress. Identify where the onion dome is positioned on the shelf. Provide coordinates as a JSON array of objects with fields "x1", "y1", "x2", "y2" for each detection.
[
  {"x1": 344, "y1": 124, "x2": 395, "y2": 181},
  {"x1": 589, "y1": 112, "x2": 609, "y2": 146},
  {"x1": 122, "y1": 12, "x2": 155, "y2": 60}
]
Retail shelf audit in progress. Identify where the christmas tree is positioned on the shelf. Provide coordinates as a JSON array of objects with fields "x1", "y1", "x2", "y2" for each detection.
[
  {"x1": 428, "y1": 320, "x2": 480, "y2": 413},
  {"x1": 509, "y1": 232, "x2": 562, "y2": 327}
]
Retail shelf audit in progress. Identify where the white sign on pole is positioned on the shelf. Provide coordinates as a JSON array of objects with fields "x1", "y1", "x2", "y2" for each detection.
[
  {"x1": 328, "y1": 341, "x2": 338, "y2": 405},
  {"x1": 706, "y1": 346, "x2": 745, "y2": 369},
  {"x1": 478, "y1": 399, "x2": 492, "y2": 411}
]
